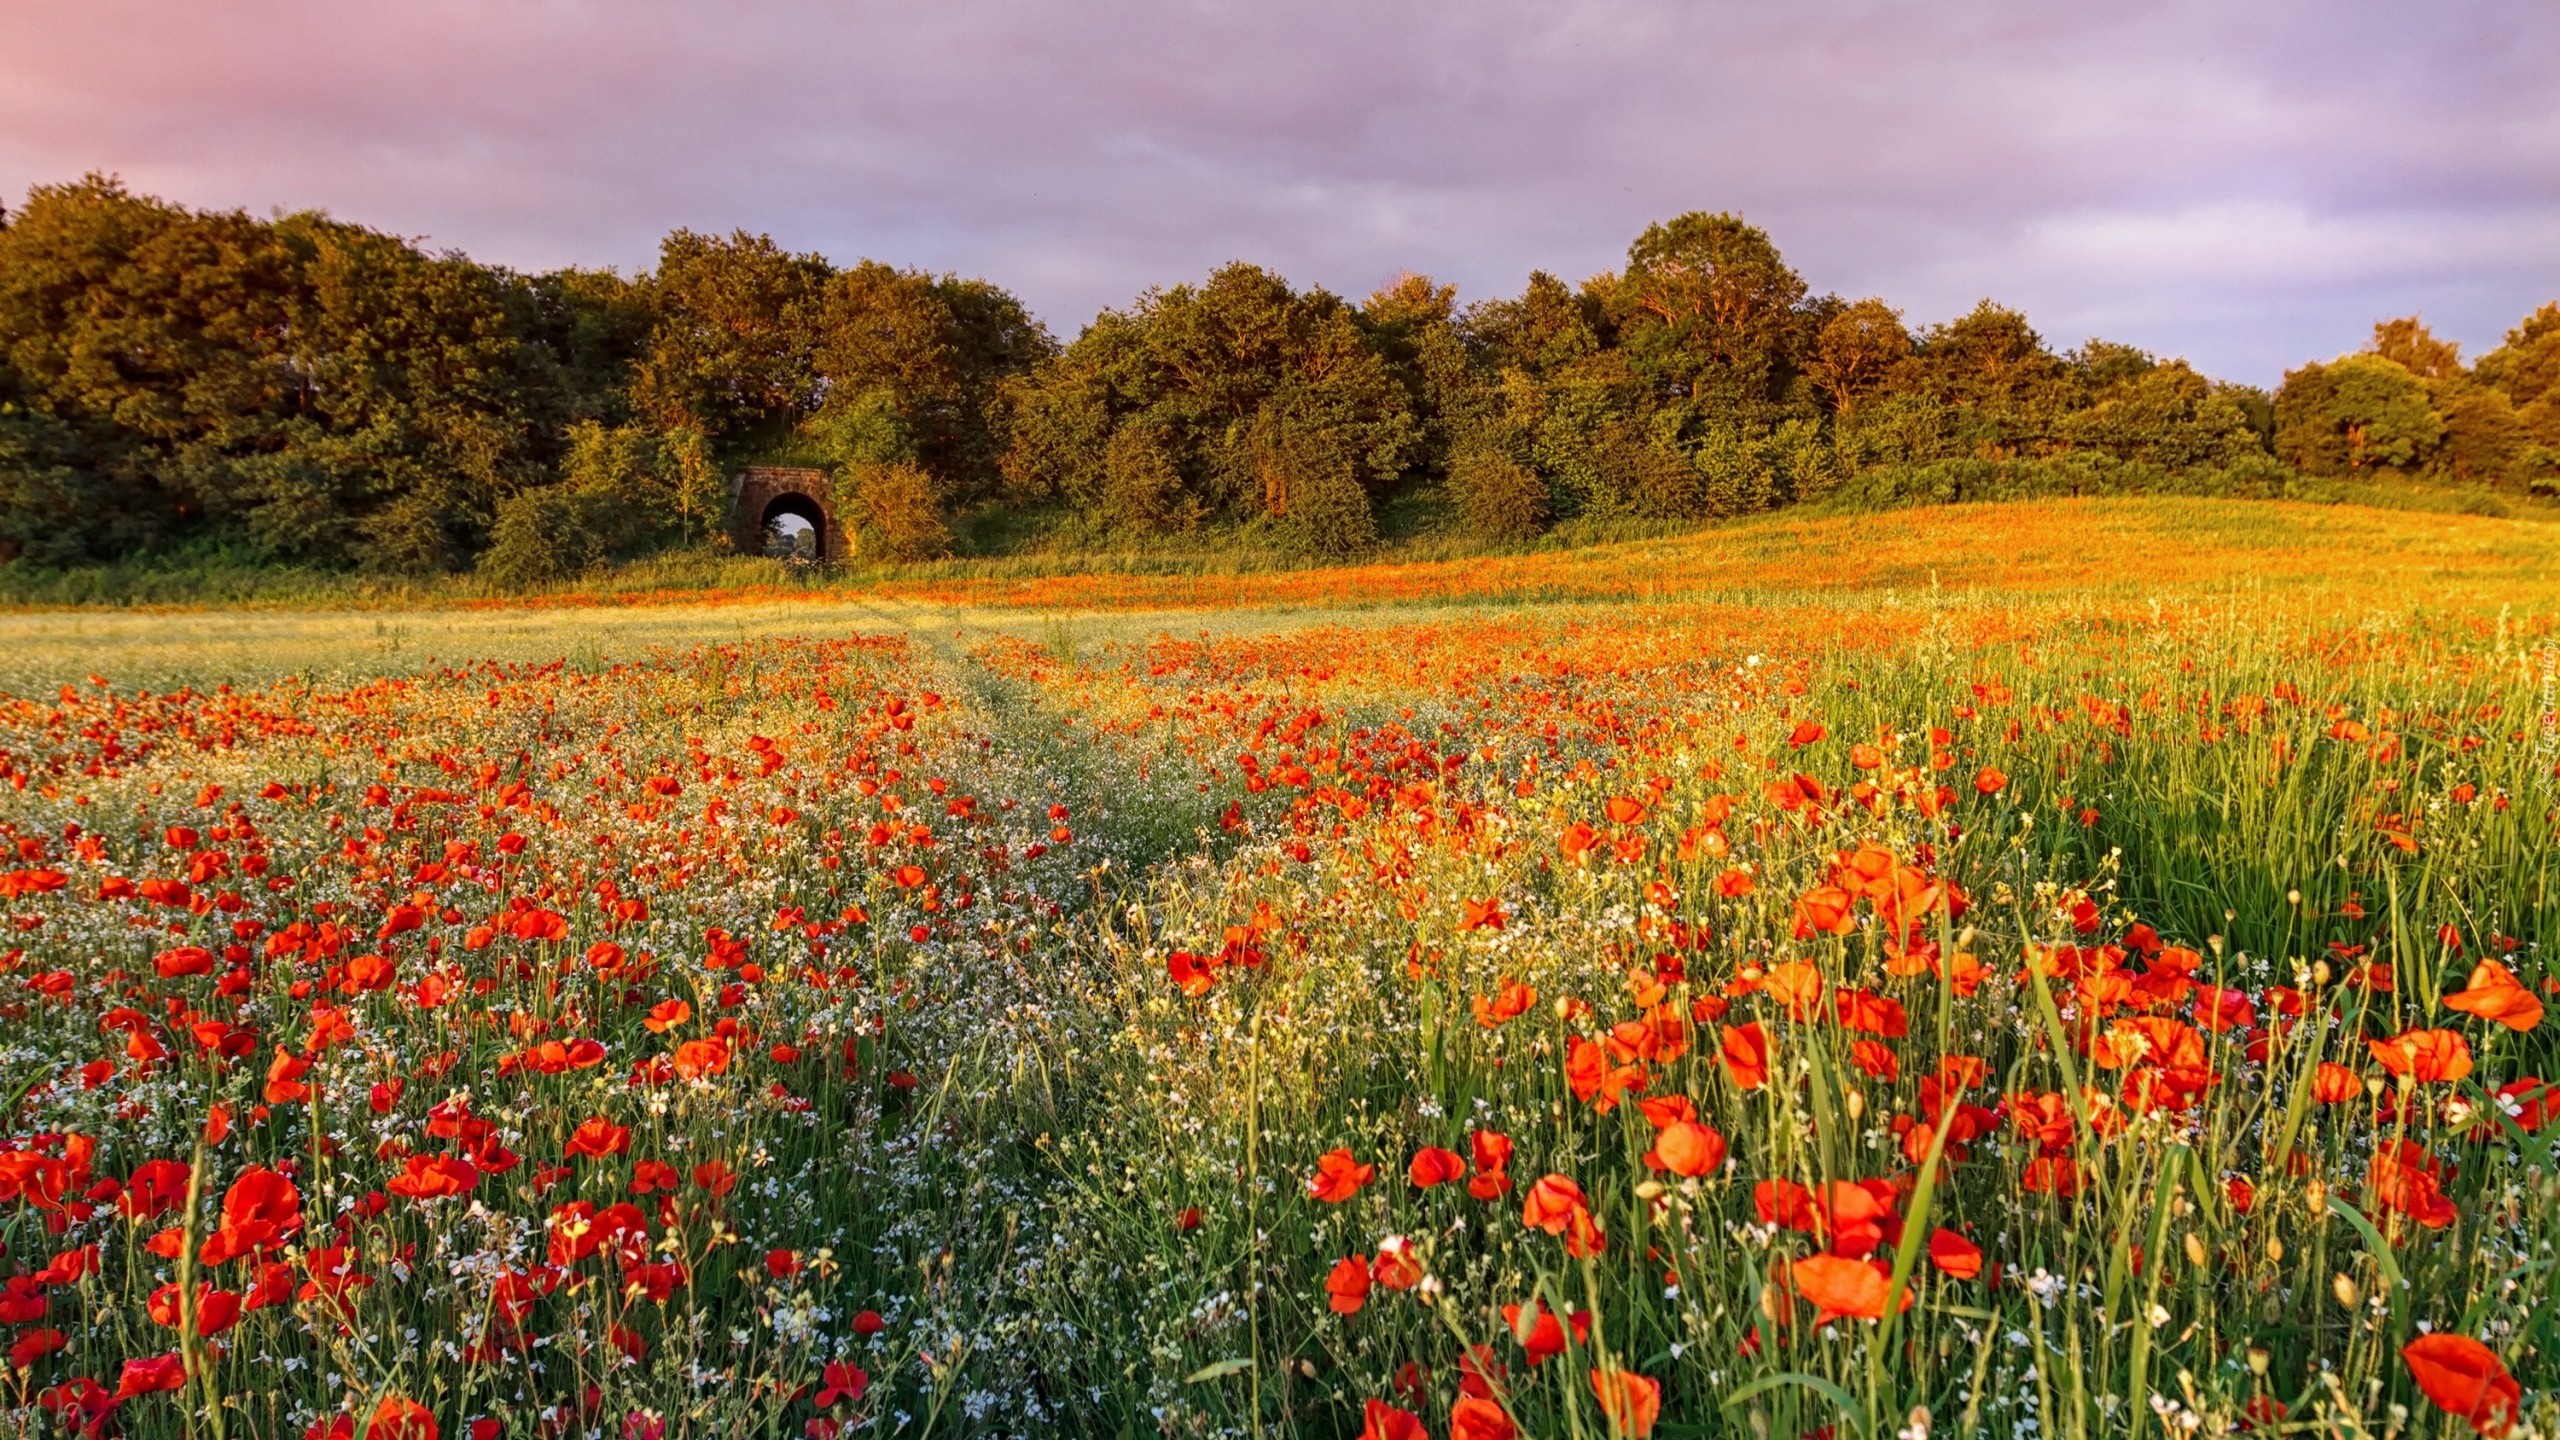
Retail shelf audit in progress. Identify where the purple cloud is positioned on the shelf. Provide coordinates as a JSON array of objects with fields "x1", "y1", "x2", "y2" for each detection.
[{"x1": 4, "y1": 0, "x2": 2552, "y2": 385}]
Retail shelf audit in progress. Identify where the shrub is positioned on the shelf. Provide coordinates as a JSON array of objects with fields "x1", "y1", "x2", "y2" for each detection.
[
  {"x1": 847, "y1": 460, "x2": 953, "y2": 561},
  {"x1": 1269, "y1": 431, "x2": 1379, "y2": 560},
  {"x1": 477, "y1": 487, "x2": 603, "y2": 587},
  {"x1": 1101, "y1": 422, "x2": 1201, "y2": 535},
  {"x1": 1447, "y1": 446, "x2": 1550, "y2": 541}
]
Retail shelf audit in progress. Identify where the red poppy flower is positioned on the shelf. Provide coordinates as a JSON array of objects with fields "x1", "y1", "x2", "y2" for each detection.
[
  {"x1": 1449, "y1": 1395, "x2": 1517, "y2": 1440},
  {"x1": 386, "y1": 1153, "x2": 480, "y2": 1201},
  {"x1": 1520, "y1": 1174, "x2": 1588, "y2": 1234},
  {"x1": 368, "y1": 1396, "x2": 438, "y2": 1440},
  {"x1": 1325, "y1": 1255, "x2": 1372, "y2": 1314},
  {"x1": 1371, "y1": 1236, "x2": 1423, "y2": 1290},
  {"x1": 1791, "y1": 1254, "x2": 1908, "y2": 1323},
  {"x1": 815, "y1": 1361, "x2": 870, "y2": 1408},
  {"x1": 114, "y1": 1354, "x2": 188, "y2": 1400},
  {"x1": 1306, "y1": 1148, "x2": 1375, "y2": 1204},
  {"x1": 1719, "y1": 1023, "x2": 1772, "y2": 1089},
  {"x1": 1589, "y1": 1368, "x2": 1662, "y2": 1437},
  {"x1": 2444, "y1": 960, "x2": 2543, "y2": 1033},
  {"x1": 566, "y1": 1118, "x2": 631, "y2": 1159},
  {"x1": 1360, "y1": 1399, "x2": 1427, "y2": 1440},
  {"x1": 1502, "y1": 1300, "x2": 1590, "y2": 1363},
  {"x1": 2369, "y1": 1028, "x2": 2473, "y2": 1083},
  {"x1": 1409, "y1": 1147, "x2": 1465, "y2": 1188},
  {"x1": 2401, "y1": 1334, "x2": 2519, "y2": 1436},
  {"x1": 1644, "y1": 1121, "x2": 1727, "y2": 1178},
  {"x1": 1167, "y1": 950, "x2": 1218, "y2": 997},
  {"x1": 1927, "y1": 1228, "x2": 1982, "y2": 1279}
]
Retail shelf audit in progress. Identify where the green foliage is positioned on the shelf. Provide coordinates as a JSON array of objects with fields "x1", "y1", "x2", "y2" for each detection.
[
  {"x1": 0, "y1": 176, "x2": 629, "y2": 570},
  {"x1": 477, "y1": 486, "x2": 602, "y2": 587},
  {"x1": 476, "y1": 422, "x2": 707, "y2": 585},
  {"x1": 2275, "y1": 353, "x2": 2445, "y2": 476},
  {"x1": 997, "y1": 262, "x2": 1418, "y2": 534},
  {"x1": 846, "y1": 459, "x2": 954, "y2": 561},
  {"x1": 1611, "y1": 210, "x2": 1811, "y2": 415},
  {"x1": 2057, "y1": 359, "x2": 2265, "y2": 469},
  {"x1": 1804, "y1": 298, "x2": 1913, "y2": 417},
  {"x1": 1445, "y1": 443, "x2": 1550, "y2": 541},
  {"x1": 631, "y1": 229, "x2": 830, "y2": 441},
  {"x1": 2, "y1": 177, "x2": 2551, "y2": 587},
  {"x1": 1261, "y1": 420, "x2": 1378, "y2": 560}
]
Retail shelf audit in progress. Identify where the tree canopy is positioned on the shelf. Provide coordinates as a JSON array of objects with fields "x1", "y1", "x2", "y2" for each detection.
[{"x1": 0, "y1": 178, "x2": 2547, "y2": 578}]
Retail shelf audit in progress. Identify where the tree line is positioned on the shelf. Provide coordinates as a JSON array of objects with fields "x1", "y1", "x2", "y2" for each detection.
[{"x1": 1, "y1": 176, "x2": 2553, "y2": 578}]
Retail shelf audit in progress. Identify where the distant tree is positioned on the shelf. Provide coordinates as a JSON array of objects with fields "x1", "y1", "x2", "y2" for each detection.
[
  {"x1": 2057, "y1": 359, "x2": 2264, "y2": 469},
  {"x1": 0, "y1": 176, "x2": 585, "y2": 570},
  {"x1": 1461, "y1": 271, "x2": 1602, "y2": 380},
  {"x1": 1361, "y1": 273, "x2": 1484, "y2": 474},
  {"x1": 2369, "y1": 316, "x2": 2463, "y2": 382},
  {"x1": 1805, "y1": 299, "x2": 1912, "y2": 417},
  {"x1": 2273, "y1": 354, "x2": 2445, "y2": 476},
  {"x1": 1099, "y1": 418, "x2": 1200, "y2": 534},
  {"x1": 475, "y1": 421, "x2": 710, "y2": 584},
  {"x1": 998, "y1": 263, "x2": 1417, "y2": 536},
  {"x1": 1260, "y1": 419, "x2": 1378, "y2": 559},
  {"x1": 1446, "y1": 442, "x2": 1549, "y2": 541},
  {"x1": 1610, "y1": 212, "x2": 1810, "y2": 416},
  {"x1": 2069, "y1": 339, "x2": 2159, "y2": 395},
  {"x1": 2470, "y1": 304, "x2": 2560, "y2": 476},
  {"x1": 631, "y1": 230, "x2": 829, "y2": 443},
  {"x1": 848, "y1": 460, "x2": 953, "y2": 561},
  {"x1": 1915, "y1": 303, "x2": 2067, "y2": 415}
]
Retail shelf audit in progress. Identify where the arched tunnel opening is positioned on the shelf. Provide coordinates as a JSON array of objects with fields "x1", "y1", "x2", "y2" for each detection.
[{"x1": 760, "y1": 493, "x2": 828, "y2": 560}]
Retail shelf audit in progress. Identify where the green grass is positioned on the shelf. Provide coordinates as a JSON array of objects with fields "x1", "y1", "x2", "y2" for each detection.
[{"x1": 0, "y1": 504, "x2": 2550, "y2": 1438}]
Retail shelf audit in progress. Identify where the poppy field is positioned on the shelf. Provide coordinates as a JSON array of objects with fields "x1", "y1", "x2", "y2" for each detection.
[{"x1": 0, "y1": 500, "x2": 2555, "y2": 1439}]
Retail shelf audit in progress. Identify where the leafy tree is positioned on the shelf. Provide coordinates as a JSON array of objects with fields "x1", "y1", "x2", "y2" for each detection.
[
  {"x1": 806, "y1": 262, "x2": 1046, "y2": 504},
  {"x1": 997, "y1": 263, "x2": 1417, "y2": 535},
  {"x1": 1100, "y1": 418, "x2": 1199, "y2": 534},
  {"x1": 477, "y1": 486, "x2": 598, "y2": 587},
  {"x1": 2370, "y1": 316, "x2": 2463, "y2": 382},
  {"x1": 1609, "y1": 212, "x2": 1811, "y2": 421},
  {"x1": 2273, "y1": 354, "x2": 2444, "y2": 475},
  {"x1": 1805, "y1": 299, "x2": 1913, "y2": 417},
  {"x1": 2058, "y1": 358, "x2": 2265, "y2": 469},
  {"x1": 631, "y1": 230, "x2": 828, "y2": 443},
  {"x1": 847, "y1": 460, "x2": 952, "y2": 561},
  {"x1": 2471, "y1": 305, "x2": 2560, "y2": 484},
  {"x1": 1461, "y1": 271, "x2": 1602, "y2": 380},
  {"x1": 1360, "y1": 273, "x2": 1484, "y2": 474},
  {"x1": 1262, "y1": 421, "x2": 1377, "y2": 559},
  {"x1": 1446, "y1": 442, "x2": 1549, "y2": 541},
  {"x1": 0, "y1": 177, "x2": 577, "y2": 570},
  {"x1": 1913, "y1": 301, "x2": 2071, "y2": 443}
]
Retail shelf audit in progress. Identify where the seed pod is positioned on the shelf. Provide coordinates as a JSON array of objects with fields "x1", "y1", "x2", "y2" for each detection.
[
  {"x1": 2183, "y1": 1232, "x2": 2208, "y2": 1268},
  {"x1": 1758, "y1": 1282, "x2": 1785, "y2": 1323},
  {"x1": 2266, "y1": 1236, "x2": 2284, "y2": 1264},
  {"x1": 2331, "y1": 1273, "x2": 2360, "y2": 1310}
]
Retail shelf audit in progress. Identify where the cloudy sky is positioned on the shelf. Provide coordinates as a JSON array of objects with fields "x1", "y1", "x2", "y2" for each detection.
[{"x1": 4, "y1": 0, "x2": 2554, "y2": 385}]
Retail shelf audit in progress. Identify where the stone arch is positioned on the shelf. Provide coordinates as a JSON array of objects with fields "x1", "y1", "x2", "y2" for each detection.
[{"x1": 729, "y1": 467, "x2": 851, "y2": 561}]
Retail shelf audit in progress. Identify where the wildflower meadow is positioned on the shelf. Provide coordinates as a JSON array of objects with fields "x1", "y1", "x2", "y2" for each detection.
[{"x1": 0, "y1": 498, "x2": 2554, "y2": 1440}]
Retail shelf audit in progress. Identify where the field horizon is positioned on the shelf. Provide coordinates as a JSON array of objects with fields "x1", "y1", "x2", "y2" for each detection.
[{"x1": 0, "y1": 493, "x2": 2551, "y2": 1439}]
